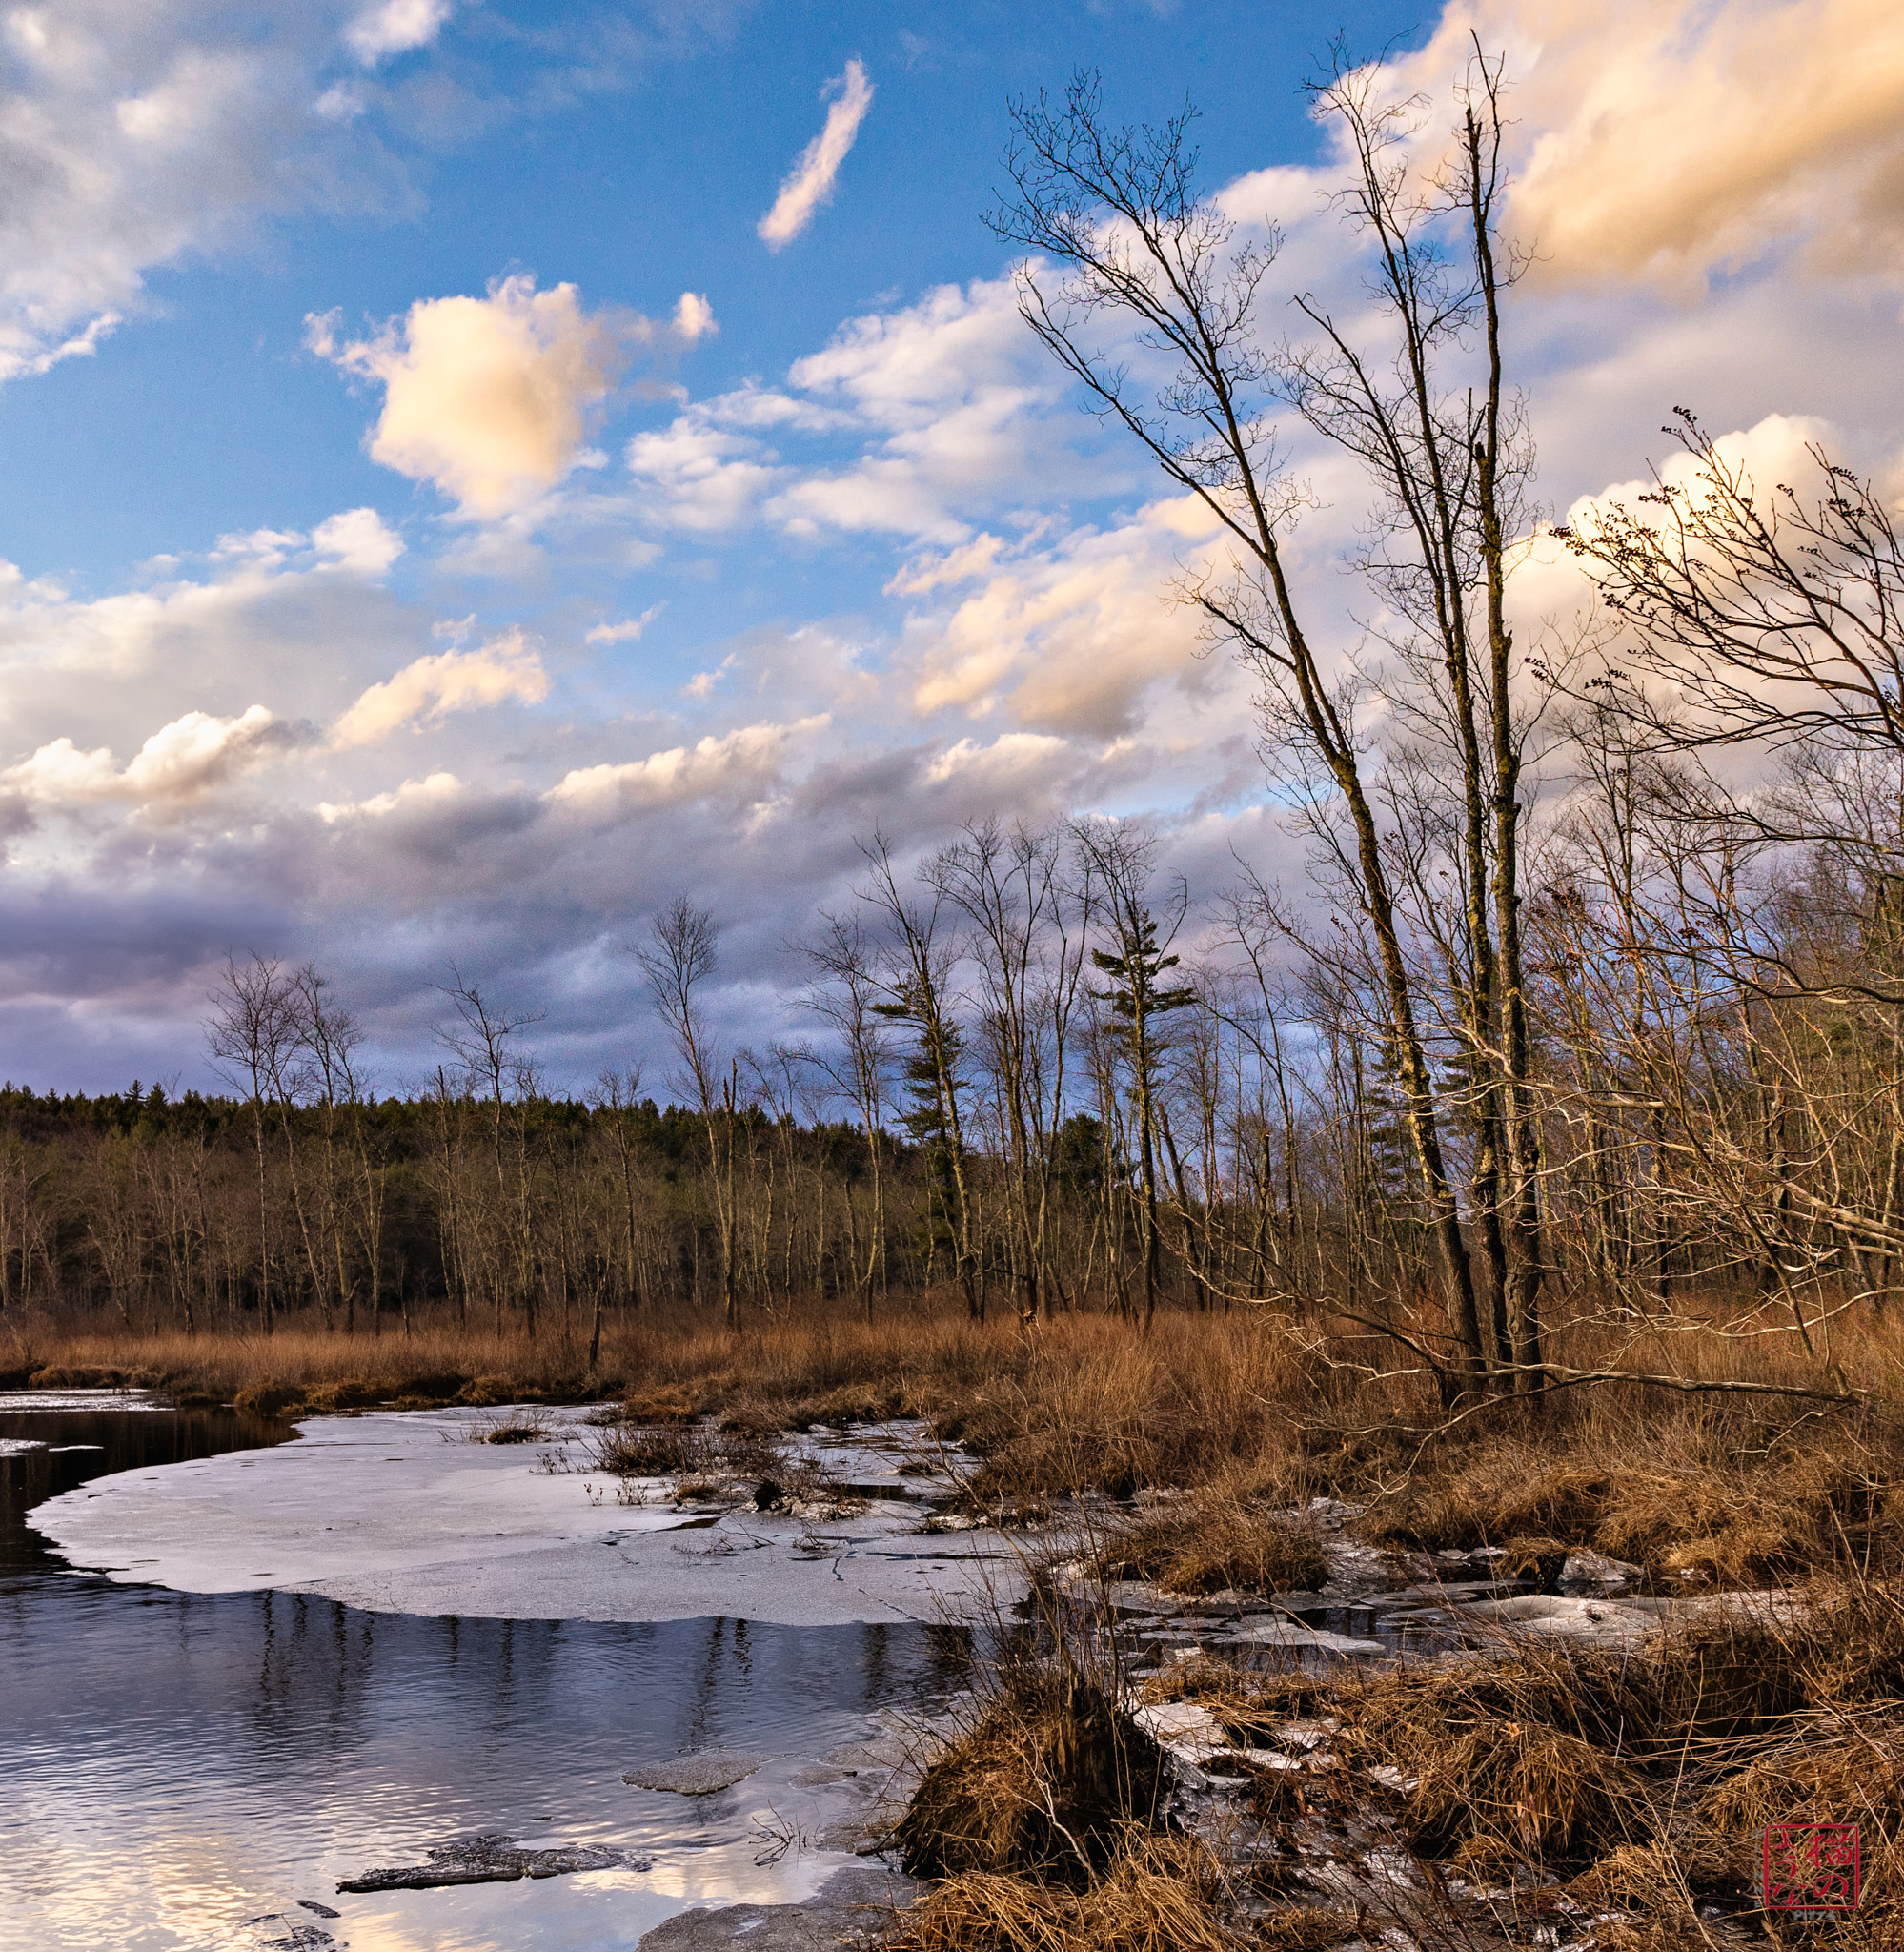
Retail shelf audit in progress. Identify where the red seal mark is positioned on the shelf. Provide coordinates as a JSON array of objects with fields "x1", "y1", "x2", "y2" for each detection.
[{"x1": 1763, "y1": 1825, "x2": 1860, "y2": 1913}]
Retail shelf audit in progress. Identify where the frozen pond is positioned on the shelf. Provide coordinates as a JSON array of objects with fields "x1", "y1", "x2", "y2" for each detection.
[{"x1": 0, "y1": 1395, "x2": 965, "y2": 1952}]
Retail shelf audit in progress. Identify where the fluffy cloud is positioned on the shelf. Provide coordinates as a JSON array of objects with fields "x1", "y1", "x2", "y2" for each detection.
[
  {"x1": 318, "y1": 770, "x2": 462, "y2": 822},
  {"x1": 547, "y1": 716, "x2": 830, "y2": 820},
  {"x1": 625, "y1": 278, "x2": 1070, "y2": 545},
  {"x1": 758, "y1": 58, "x2": 874, "y2": 250},
  {"x1": 313, "y1": 278, "x2": 637, "y2": 517},
  {"x1": 344, "y1": 0, "x2": 455, "y2": 66},
  {"x1": 0, "y1": 5, "x2": 416, "y2": 382},
  {"x1": 311, "y1": 507, "x2": 405, "y2": 575},
  {"x1": 3, "y1": 705, "x2": 288, "y2": 809},
  {"x1": 1379, "y1": 0, "x2": 1904, "y2": 289},
  {"x1": 331, "y1": 629, "x2": 549, "y2": 746},
  {"x1": 898, "y1": 499, "x2": 1216, "y2": 737}
]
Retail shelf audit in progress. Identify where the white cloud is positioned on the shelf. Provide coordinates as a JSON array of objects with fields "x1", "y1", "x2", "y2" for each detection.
[
  {"x1": 4, "y1": 705, "x2": 285, "y2": 808},
  {"x1": 587, "y1": 605, "x2": 664, "y2": 645},
  {"x1": 345, "y1": 0, "x2": 456, "y2": 66},
  {"x1": 624, "y1": 278, "x2": 1063, "y2": 545},
  {"x1": 311, "y1": 507, "x2": 405, "y2": 575},
  {"x1": 331, "y1": 629, "x2": 549, "y2": 747},
  {"x1": 624, "y1": 413, "x2": 785, "y2": 532},
  {"x1": 758, "y1": 58, "x2": 874, "y2": 251},
  {"x1": 0, "y1": 6, "x2": 415, "y2": 383},
  {"x1": 547, "y1": 716, "x2": 829, "y2": 819},
  {"x1": 1371, "y1": 0, "x2": 1904, "y2": 290},
  {"x1": 672, "y1": 292, "x2": 718, "y2": 342},
  {"x1": 318, "y1": 770, "x2": 462, "y2": 822}
]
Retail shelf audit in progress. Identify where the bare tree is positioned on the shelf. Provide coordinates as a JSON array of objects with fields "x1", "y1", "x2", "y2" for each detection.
[
  {"x1": 638, "y1": 896, "x2": 739, "y2": 1330},
  {"x1": 206, "y1": 952, "x2": 302, "y2": 1335},
  {"x1": 439, "y1": 968, "x2": 543, "y2": 1339},
  {"x1": 802, "y1": 914, "x2": 895, "y2": 1318},
  {"x1": 987, "y1": 59, "x2": 1545, "y2": 1392}
]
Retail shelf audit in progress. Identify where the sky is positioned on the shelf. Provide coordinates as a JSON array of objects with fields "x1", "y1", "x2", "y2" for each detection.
[{"x1": 2, "y1": 0, "x2": 1903, "y2": 1095}]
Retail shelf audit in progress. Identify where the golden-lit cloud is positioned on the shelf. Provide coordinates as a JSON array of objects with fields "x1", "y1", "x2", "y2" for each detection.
[
  {"x1": 309, "y1": 276, "x2": 717, "y2": 517},
  {"x1": 759, "y1": 59, "x2": 874, "y2": 251},
  {"x1": 1390, "y1": 0, "x2": 1904, "y2": 288},
  {"x1": 3, "y1": 705, "x2": 285, "y2": 808},
  {"x1": 331, "y1": 629, "x2": 548, "y2": 747},
  {"x1": 547, "y1": 716, "x2": 829, "y2": 819}
]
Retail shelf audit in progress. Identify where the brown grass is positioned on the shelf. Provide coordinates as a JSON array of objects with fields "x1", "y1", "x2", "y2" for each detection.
[
  {"x1": 1098, "y1": 1484, "x2": 1327, "y2": 1597},
  {"x1": 892, "y1": 1835, "x2": 1246, "y2": 1952},
  {"x1": 1359, "y1": 1410, "x2": 1898, "y2": 1588},
  {"x1": 894, "y1": 1666, "x2": 1172, "y2": 1886}
]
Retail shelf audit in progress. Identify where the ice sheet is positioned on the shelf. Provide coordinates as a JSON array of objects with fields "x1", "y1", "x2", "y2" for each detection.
[{"x1": 29, "y1": 1406, "x2": 1023, "y2": 1627}]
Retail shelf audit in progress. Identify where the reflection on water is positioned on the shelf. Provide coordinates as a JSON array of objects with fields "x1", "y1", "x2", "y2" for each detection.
[{"x1": 0, "y1": 1400, "x2": 969, "y2": 1952}]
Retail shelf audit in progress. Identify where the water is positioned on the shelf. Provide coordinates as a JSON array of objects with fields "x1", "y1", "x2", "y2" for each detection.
[{"x1": 0, "y1": 1395, "x2": 969, "y2": 1952}]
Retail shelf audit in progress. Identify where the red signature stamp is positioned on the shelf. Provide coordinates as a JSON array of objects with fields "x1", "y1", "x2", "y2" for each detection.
[{"x1": 1763, "y1": 1825, "x2": 1860, "y2": 1912}]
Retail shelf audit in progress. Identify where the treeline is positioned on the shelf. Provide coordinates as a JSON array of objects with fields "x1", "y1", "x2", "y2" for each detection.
[{"x1": 1, "y1": 724, "x2": 1899, "y2": 1384}]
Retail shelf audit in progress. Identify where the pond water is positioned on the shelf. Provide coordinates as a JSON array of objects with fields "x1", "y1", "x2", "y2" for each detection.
[{"x1": 0, "y1": 1395, "x2": 970, "y2": 1952}]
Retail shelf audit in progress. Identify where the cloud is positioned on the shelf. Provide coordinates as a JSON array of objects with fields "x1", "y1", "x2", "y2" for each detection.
[
  {"x1": 318, "y1": 770, "x2": 463, "y2": 823},
  {"x1": 4, "y1": 705, "x2": 288, "y2": 809},
  {"x1": 345, "y1": 0, "x2": 456, "y2": 66},
  {"x1": 311, "y1": 508, "x2": 405, "y2": 575},
  {"x1": 0, "y1": 7, "x2": 413, "y2": 383},
  {"x1": 1375, "y1": 0, "x2": 1904, "y2": 290},
  {"x1": 587, "y1": 605, "x2": 664, "y2": 645},
  {"x1": 311, "y1": 275, "x2": 717, "y2": 517},
  {"x1": 624, "y1": 278, "x2": 1066, "y2": 545},
  {"x1": 898, "y1": 500, "x2": 1213, "y2": 736},
  {"x1": 547, "y1": 716, "x2": 830, "y2": 819},
  {"x1": 758, "y1": 58, "x2": 874, "y2": 250},
  {"x1": 624, "y1": 412, "x2": 786, "y2": 532},
  {"x1": 672, "y1": 292, "x2": 718, "y2": 342},
  {"x1": 331, "y1": 629, "x2": 549, "y2": 746}
]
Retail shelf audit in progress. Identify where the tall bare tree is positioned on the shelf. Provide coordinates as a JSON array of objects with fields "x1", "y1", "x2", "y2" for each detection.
[
  {"x1": 991, "y1": 57, "x2": 1538, "y2": 1390},
  {"x1": 639, "y1": 896, "x2": 740, "y2": 1330}
]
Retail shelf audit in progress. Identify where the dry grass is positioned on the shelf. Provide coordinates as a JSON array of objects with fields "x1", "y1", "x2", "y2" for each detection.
[
  {"x1": 894, "y1": 1666, "x2": 1170, "y2": 1885},
  {"x1": 1096, "y1": 1483, "x2": 1327, "y2": 1597},
  {"x1": 1332, "y1": 1575, "x2": 1904, "y2": 1879},
  {"x1": 1359, "y1": 1403, "x2": 1899, "y2": 1588},
  {"x1": 893, "y1": 1835, "x2": 1246, "y2": 1952}
]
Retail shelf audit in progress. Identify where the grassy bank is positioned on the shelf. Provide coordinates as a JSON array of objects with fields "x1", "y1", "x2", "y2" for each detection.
[{"x1": 8, "y1": 1292, "x2": 1902, "y2": 1585}]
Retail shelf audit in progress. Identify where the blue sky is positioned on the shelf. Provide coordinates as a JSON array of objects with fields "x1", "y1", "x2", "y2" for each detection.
[{"x1": 1, "y1": 0, "x2": 1899, "y2": 1091}]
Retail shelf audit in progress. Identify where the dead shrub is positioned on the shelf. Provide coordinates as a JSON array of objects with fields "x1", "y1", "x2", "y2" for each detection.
[
  {"x1": 29, "y1": 1363, "x2": 137, "y2": 1389},
  {"x1": 1411, "y1": 1719, "x2": 1654, "y2": 1870},
  {"x1": 588, "y1": 1425, "x2": 707, "y2": 1475},
  {"x1": 1569, "y1": 1837, "x2": 1749, "y2": 1915},
  {"x1": 894, "y1": 1668, "x2": 1170, "y2": 1886},
  {"x1": 621, "y1": 1383, "x2": 701, "y2": 1424},
  {"x1": 302, "y1": 1377, "x2": 384, "y2": 1413},
  {"x1": 1361, "y1": 1419, "x2": 1894, "y2": 1590},
  {"x1": 233, "y1": 1380, "x2": 307, "y2": 1418}
]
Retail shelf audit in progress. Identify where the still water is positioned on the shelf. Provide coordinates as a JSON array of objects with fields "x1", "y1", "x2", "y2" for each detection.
[{"x1": 0, "y1": 1396, "x2": 968, "y2": 1952}]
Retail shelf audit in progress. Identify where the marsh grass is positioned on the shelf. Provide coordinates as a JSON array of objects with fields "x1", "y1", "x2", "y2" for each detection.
[{"x1": 1096, "y1": 1482, "x2": 1328, "y2": 1597}]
